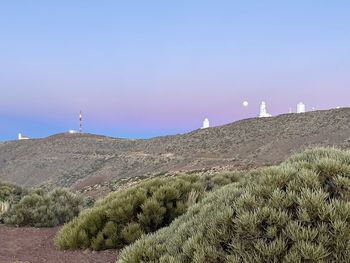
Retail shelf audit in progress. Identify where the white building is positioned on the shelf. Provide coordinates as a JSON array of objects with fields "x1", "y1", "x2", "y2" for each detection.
[
  {"x1": 297, "y1": 102, "x2": 306, "y2": 113},
  {"x1": 259, "y1": 101, "x2": 272, "y2": 118},
  {"x1": 68, "y1": 130, "x2": 78, "y2": 134},
  {"x1": 201, "y1": 118, "x2": 210, "y2": 129},
  {"x1": 18, "y1": 133, "x2": 29, "y2": 140}
]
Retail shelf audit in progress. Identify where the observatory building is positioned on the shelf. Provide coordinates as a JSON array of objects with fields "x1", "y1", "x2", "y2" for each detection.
[
  {"x1": 259, "y1": 101, "x2": 272, "y2": 118},
  {"x1": 201, "y1": 118, "x2": 210, "y2": 129},
  {"x1": 18, "y1": 133, "x2": 29, "y2": 140},
  {"x1": 297, "y1": 102, "x2": 305, "y2": 113}
]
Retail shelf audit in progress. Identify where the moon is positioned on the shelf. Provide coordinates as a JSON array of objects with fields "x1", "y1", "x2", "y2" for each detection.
[{"x1": 243, "y1": 101, "x2": 249, "y2": 107}]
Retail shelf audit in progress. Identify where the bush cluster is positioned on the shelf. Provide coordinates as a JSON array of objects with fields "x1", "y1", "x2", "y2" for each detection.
[
  {"x1": 0, "y1": 182, "x2": 26, "y2": 221},
  {"x1": 118, "y1": 148, "x2": 350, "y2": 262},
  {"x1": 0, "y1": 182, "x2": 26, "y2": 203},
  {"x1": 56, "y1": 175, "x2": 221, "y2": 250},
  {"x1": 3, "y1": 188, "x2": 83, "y2": 227}
]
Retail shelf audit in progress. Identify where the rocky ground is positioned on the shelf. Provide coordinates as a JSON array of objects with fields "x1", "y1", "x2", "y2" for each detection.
[{"x1": 0, "y1": 225, "x2": 118, "y2": 263}]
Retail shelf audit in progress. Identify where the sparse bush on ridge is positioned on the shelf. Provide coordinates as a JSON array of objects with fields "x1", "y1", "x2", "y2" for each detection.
[
  {"x1": 55, "y1": 173, "x2": 243, "y2": 251},
  {"x1": 3, "y1": 188, "x2": 83, "y2": 227},
  {"x1": 118, "y1": 148, "x2": 350, "y2": 263}
]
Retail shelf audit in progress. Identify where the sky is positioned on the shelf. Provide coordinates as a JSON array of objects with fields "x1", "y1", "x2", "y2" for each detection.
[{"x1": 1, "y1": 1, "x2": 350, "y2": 141}]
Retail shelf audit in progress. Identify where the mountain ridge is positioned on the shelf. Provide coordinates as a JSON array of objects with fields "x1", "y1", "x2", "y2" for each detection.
[{"x1": 1, "y1": 108, "x2": 350, "y2": 189}]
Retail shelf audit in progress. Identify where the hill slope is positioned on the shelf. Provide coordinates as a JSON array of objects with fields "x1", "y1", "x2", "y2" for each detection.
[{"x1": 1, "y1": 108, "x2": 350, "y2": 188}]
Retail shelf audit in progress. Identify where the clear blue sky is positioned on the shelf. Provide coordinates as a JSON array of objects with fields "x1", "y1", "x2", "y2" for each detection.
[{"x1": 1, "y1": 1, "x2": 349, "y2": 141}]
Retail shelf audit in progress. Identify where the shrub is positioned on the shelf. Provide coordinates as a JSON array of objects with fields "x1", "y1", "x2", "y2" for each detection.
[
  {"x1": 3, "y1": 188, "x2": 83, "y2": 227},
  {"x1": 0, "y1": 182, "x2": 26, "y2": 222},
  {"x1": 118, "y1": 148, "x2": 350, "y2": 262},
  {"x1": 83, "y1": 196, "x2": 96, "y2": 209},
  {"x1": 0, "y1": 201, "x2": 9, "y2": 216},
  {"x1": 56, "y1": 175, "x2": 212, "y2": 250},
  {"x1": 0, "y1": 182, "x2": 26, "y2": 204}
]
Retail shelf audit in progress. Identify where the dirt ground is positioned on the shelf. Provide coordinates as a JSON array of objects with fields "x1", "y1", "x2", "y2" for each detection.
[{"x1": 0, "y1": 225, "x2": 118, "y2": 263}]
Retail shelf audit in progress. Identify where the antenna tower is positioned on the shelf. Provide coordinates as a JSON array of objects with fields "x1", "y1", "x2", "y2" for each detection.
[{"x1": 79, "y1": 110, "x2": 83, "y2": 133}]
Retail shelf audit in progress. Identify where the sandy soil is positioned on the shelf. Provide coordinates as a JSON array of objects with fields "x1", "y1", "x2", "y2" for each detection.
[{"x1": 0, "y1": 225, "x2": 118, "y2": 263}]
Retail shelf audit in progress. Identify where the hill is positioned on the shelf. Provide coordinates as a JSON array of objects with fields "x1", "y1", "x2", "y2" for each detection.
[{"x1": 1, "y1": 108, "x2": 350, "y2": 188}]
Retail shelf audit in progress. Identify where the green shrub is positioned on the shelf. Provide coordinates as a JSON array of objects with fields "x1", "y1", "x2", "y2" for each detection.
[
  {"x1": 118, "y1": 148, "x2": 350, "y2": 262},
  {"x1": 210, "y1": 171, "x2": 243, "y2": 188},
  {"x1": 121, "y1": 223, "x2": 144, "y2": 245},
  {"x1": 56, "y1": 175, "x2": 213, "y2": 250},
  {"x1": 0, "y1": 182, "x2": 26, "y2": 204},
  {"x1": 0, "y1": 182, "x2": 26, "y2": 222},
  {"x1": 3, "y1": 188, "x2": 83, "y2": 227},
  {"x1": 0, "y1": 201, "x2": 9, "y2": 216},
  {"x1": 83, "y1": 196, "x2": 96, "y2": 209}
]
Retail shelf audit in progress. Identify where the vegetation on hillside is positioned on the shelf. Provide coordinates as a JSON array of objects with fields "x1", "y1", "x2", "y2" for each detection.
[
  {"x1": 55, "y1": 173, "x2": 242, "y2": 250},
  {"x1": 0, "y1": 182, "x2": 26, "y2": 203},
  {"x1": 118, "y1": 148, "x2": 350, "y2": 262},
  {"x1": 3, "y1": 188, "x2": 83, "y2": 227},
  {"x1": 0, "y1": 182, "x2": 26, "y2": 221}
]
